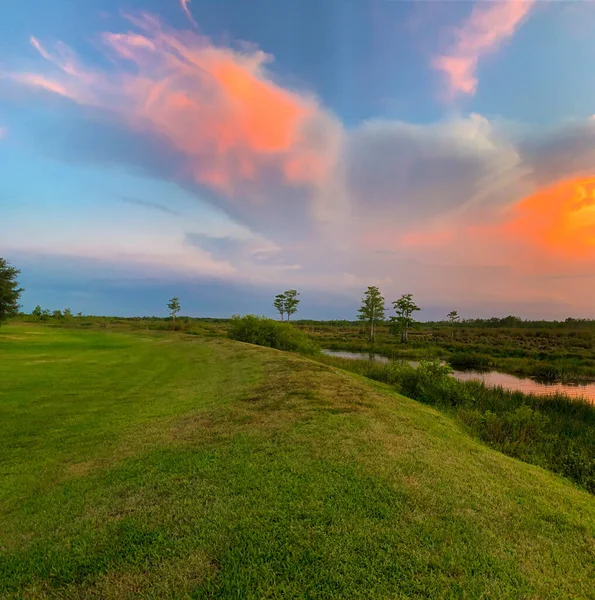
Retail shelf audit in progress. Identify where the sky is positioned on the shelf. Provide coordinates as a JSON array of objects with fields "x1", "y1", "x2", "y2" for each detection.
[{"x1": 1, "y1": 0, "x2": 595, "y2": 320}]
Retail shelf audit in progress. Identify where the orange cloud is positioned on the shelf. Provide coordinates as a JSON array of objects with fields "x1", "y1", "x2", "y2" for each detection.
[
  {"x1": 434, "y1": 0, "x2": 535, "y2": 98},
  {"x1": 504, "y1": 177, "x2": 595, "y2": 259},
  {"x1": 15, "y1": 14, "x2": 336, "y2": 202},
  {"x1": 180, "y1": 0, "x2": 197, "y2": 27}
]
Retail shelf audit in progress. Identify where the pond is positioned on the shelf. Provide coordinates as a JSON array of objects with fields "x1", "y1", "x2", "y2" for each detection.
[{"x1": 322, "y1": 350, "x2": 595, "y2": 403}]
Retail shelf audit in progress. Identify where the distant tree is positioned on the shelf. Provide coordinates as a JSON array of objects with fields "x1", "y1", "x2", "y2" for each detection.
[
  {"x1": 447, "y1": 310, "x2": 460, "y2": 339},
  {"x1": 167, "y1": 297, "x2": 181, "y2": 322},
  {"x1": 391, "y1": 293, "x2": 420, "y2": 343},
  {"x1": 40, "y1": 309, "x2": 51, "y2": 322},
  {"x1": 63, "y1": 308, "x2": 73, "y2": 320},
  {"x1": 283, "y1": 290, "x2": 300, "y2": 321},
  {"x1": 31, "y1": 305, "x2": 42, "y2": 319},
  {"x1": 77, "y1": 312, "x2": 83, "y2": 318},
  {"x1": 357, "y1": 286, "x2": 385, "y2": 342},
  {"x1": 52, "y1": 309, "x2": 63, "y2": 320},
  {"x1": 274, "y1": 293, "x2": 286, "y2": 321},
  {"x1": 0, "y1": 258, "x2": 23, "y2": 326}
]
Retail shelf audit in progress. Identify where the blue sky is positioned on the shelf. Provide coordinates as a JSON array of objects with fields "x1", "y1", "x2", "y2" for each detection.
[{"x1": 2, "y1": 0, "x2": 595, "y2": 319}]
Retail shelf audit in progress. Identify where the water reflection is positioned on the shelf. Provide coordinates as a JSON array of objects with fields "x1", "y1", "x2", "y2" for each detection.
[{"x1": 322, "y1": 350, "x2": 595, "y2": 403}]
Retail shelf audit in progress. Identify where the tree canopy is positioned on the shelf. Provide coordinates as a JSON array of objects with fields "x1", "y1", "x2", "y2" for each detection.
[
  {"x1": 0, "y1": 258, "x2": 23, "y2": 325},
  {"x1": 357, "y1": 286, "x2": 385, "y2": 342},
  {"x1": 390, "y1": 293, "x2": 420, "y2": 343}
]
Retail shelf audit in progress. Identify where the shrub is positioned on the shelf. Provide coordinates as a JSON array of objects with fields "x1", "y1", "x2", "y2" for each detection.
[
  {"x1": 448, "y1": 352, "x2": 494, "y2": 371},
  {"x1": 229, "y1": 315, "x2": 320, "y2": 355}
]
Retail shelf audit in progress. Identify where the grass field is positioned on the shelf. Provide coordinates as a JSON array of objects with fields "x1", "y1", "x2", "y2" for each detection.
[{"x1": 1, "y1": 325, "x2": 594, "y2": 598}]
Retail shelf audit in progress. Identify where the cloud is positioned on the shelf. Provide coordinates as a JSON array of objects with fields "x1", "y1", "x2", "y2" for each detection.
[
  {"x1": 433, "y1": 0, "x2": 536, "y2": 98},
  {"x1": 0, "y1": 126, "x2": 6, "y2": 139},
  {"x1": 7, "y1": 12, "x2": 595, "y2": 317},
  {"x1": 180, "y1": 0, "x2": 197, "y2": 28},
  {"x1": 118, "y1": 196, "x2": 182, "y2": 216},
  {"x1": 6, "y1": 72, "x2": 75, "y2": 99},
  {"x1": 8, "y1": 13, "x2": 343, "y2": 241},
  {"x1": 7, "y1": 13, "x2": 341, "y2": 237}
]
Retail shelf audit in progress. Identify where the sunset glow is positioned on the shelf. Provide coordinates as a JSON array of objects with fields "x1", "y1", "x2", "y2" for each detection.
[{"x1": 506, "y1": 178, "x2": 595, "y2": 258}]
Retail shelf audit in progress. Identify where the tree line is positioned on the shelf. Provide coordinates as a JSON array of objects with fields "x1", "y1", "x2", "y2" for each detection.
[
  {"x1": 269, "y1": 285, "x2": 460, "y2": 343},
  {"x1": 5, "y1": 252, "x2": 595, "y2": 332}
]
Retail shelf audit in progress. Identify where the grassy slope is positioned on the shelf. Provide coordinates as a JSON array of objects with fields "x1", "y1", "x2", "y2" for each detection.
[{"x1": 1, "y1": 326, "x2": 594, "y2": 599}]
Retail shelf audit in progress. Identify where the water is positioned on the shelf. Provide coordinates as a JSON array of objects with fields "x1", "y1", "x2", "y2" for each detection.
[{"x1": 322, "y1": 350, "x2": 595, "y2": 403}]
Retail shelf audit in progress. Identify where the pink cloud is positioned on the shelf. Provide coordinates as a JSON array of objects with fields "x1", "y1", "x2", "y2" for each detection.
[
  {"x1": 6, "y1": 72, "x2": 76, "y2": 99},
  {"x1": 0, "y1": 127, "x2": 6, "y2": 139},
  {"x1": 433, "y1": 0, "x2": 536, "y2": 98},
  {"x1": 13, "y1": 13, "x2": 338, "y2": 203},
  {"x1": 180, "y1": 0, "x2": 197, "y2": 27}
]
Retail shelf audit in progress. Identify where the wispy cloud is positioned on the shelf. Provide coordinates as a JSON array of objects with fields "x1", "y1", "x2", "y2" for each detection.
[
  {"x1": 118, "y1": 196, "x2": 182, "y2": 217},
  {"x1": 0, "y1": 126, "x2": 6, "y2": 139},
  {"x1": 180, "y1": 0, "x2": 197, "y2": 28},
  {"x1": 433, "y1": 0, "x2": 536, "y2": 98},
  {"x1": 6, "y1": 72, "x2": 75, "y2": 99},
  {"x1": 11, "y1": 13, "x2": 339, "y2": 211}
]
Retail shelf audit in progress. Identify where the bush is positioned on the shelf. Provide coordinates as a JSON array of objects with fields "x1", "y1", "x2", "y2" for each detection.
[
  {"x1": 448, "y1": 352, "x2": 494, "y2": 371},
  {"x1": 229, "y1": 315, "x2": 320, "y2": 355}
]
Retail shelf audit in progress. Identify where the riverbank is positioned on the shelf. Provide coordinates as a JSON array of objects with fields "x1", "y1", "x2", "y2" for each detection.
[
  {"x1": 316, "y1": 353, "x2": 595, "y2": 493},
  {"x1": 322, "y1": 349, "x2": 595, "y2": 403}
]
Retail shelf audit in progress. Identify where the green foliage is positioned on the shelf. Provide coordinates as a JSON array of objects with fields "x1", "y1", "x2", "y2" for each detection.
[
  {"x1": 228, "y1": 314, "x2": 319, "y2": 354},
  {"x1": 357, "y1": 286, "x2": 386, "y2": 342},
  {"x1": 273, "y1": 293, "x2": 286, "y2": 321},
  {"x1": 390, "y1": 293, "x2": 420, "y2": 343},
  {"x1": 283, "y1": 289, "x2": 300, "y2": 320},
  {"x1": 0, "y1": 258, "x2": 23, "y2": 325},
  {"x1": 448, "y1": 352, "x2": 494, "y2": 371},
  {"x1": 166, "y1": 297, "x2": 181, "y2": 321},
  {"x1": 52, "y1": 309, "x2": 64, "y2": 320},
  {"x1": 31, "y1": 305, "x2": 42, "y2": 319},
  {"x1": 63, "y1": 308, "x2": 73, "y2": 320},
  {"x1": 273, "y1": 290, "x2": 300, "y2": 321},
  {"x1": 447, "y1": 310, "x2": 460, "y2": 339}
]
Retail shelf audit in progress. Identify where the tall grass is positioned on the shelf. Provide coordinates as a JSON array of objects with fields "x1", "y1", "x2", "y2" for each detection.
[{"x1": 318, "y1": 355, "x2": 595, "y2": 492}]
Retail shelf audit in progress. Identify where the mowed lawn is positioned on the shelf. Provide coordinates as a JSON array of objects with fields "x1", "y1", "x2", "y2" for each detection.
[{"x1": 1, "y1": 326, "x2": 594, "y2": 599}]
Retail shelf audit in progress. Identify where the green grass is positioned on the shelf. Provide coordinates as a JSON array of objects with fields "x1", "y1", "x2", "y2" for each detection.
[{"x1": 1, "y1": 325, "x2": 594, "y2": 599}]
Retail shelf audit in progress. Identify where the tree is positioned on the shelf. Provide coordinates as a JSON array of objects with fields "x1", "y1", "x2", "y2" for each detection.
[
  {"x1": 63, "y1": 308, "x2": 73, "y2": 320},
  {"x1": 31, "y1": 305, "x2": 42, "y2": 319},
  {"x1": 273, "y1": 293, "x2": 286, "y2": 321},
  {"x1": 391, "y1": 293, "x2": 420, "y2": 343},
  {"x1": 40, "y1": 309, "x2": 51, "y2": 322},
  {"x1": 52, "y1": 309, "x2": 63, "y2": 320},
  {"x1": 447, "y1": 310, "x2": 460, "y2": 339},
  {"x1": 357, "y1": 286, "x2": 385, "y2": 342},
  {"x1": 283, "y1": 290, "x2": 300, "y2": 321},
  {"x1": 0, "y1": 258, "x2": 23, "y2": 326},
  {"x1": 167, "y1": 297, "x2": 181, "y2": 322}
]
